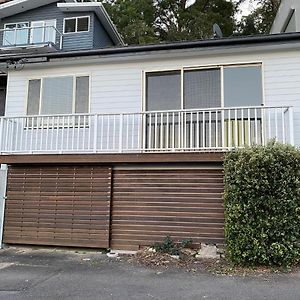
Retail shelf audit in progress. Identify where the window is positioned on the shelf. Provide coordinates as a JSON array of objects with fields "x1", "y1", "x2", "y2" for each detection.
[
  {"x1": 223, "y1": 65, "x2": 263, "y2": 107},
  {"x1": 27, "y1": 76, "x2": 89, "y2": 116},
  {"x1": 146, "y1": 71, "x2": 181, "y2": 111},
  {"x1": 184, "y1": 68, "x2": 221, "y2": 109},
  {"x1": 3, "y1": 22, "x2": 29, "y2": 46},
  {"x1": 145, "y1": 64, "x2": 263, "y2": 111},
  {"x1": 64, "y1": 16, "x2": 90, "y2": 34}
]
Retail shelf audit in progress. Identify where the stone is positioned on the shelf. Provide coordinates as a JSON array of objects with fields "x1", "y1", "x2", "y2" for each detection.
[{"x1": 196, "y1": 244, "x2": 219, "y2": 259}]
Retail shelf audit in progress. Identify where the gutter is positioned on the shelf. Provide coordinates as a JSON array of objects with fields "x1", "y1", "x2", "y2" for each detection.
[{"x1": 1, "y1": 32, "x2": 300, "y2": 62}]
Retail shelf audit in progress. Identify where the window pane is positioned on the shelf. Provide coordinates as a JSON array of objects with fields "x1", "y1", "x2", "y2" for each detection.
[
  {"x1": 146, "y1": 71, "x2": 181, "y2": 111},
  {"x1": 4, "y1": 23, "x2": 29, "y2": 46},
  {"x1": 15, "y1": 23, "x2": 29, "y2": 45},
  {"x1": 184, "y1": 68, "x2": 221, "y2": 109},
  {"x1": 44, "y1": 20, "x2": 56, "y2": 43},
  {"x1": 224, "y1": 66, "x2": 263, "y2": 107},
  {"x1": 27, "y1": 80, "x2": 41, "y2": 115},
  {"x1": 31, "y1": 21, "x2": 44, "y2": 43},
  {"x1": 3, "y1": 24, "x2": 16, "y2": 46},
  {"x1": 65, "y1": 19, "x2": 76, "y2": 33},
  {"x1": 77, "y1": 17, "x2": 89, "y2": 32},
  {"x1": 41, "y1": 77, "x2": 73, "y2": 115},
  {"x1": 75, "y1": 76, "x2": 89, "y2": 113}
]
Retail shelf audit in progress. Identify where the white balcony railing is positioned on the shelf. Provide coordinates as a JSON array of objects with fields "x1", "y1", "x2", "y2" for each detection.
[
  {"x1": 0, "y1": 106, "x2": 294, "y2": 155},
  {"x1": 0, "y1": 25, "x2": 63, "y2": 50}
]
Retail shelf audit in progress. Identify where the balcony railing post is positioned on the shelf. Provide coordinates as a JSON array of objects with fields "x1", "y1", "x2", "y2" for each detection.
[
  {"x1": 0, "y1": 118, "x2": 4, "y2": 153},
  {"x1": 142, "y1": 113, "x2": 146, "y2": 152},
  {"x1": 60, "y1": 34, "x2": 63, "y2": 50},
  {"x1": 119, "y1": 114, "x2": 124, "y2": 153},
  {"x1": 93, "y1": 114, "x2": 98, "y2": 153},
  {"x1": 289, "y1": 107, "x2": 295, "y2": 146}
]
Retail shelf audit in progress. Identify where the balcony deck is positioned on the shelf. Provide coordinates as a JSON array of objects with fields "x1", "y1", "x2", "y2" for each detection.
[{"x1": 0, "y1": 106, "x2": 294, "y2": 156}]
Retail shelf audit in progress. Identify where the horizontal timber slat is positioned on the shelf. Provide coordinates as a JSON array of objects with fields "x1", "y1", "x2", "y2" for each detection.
[
  {"x1": 111, "y1": 168, "x2": 224, "y2": 250},
  {"x1": 4, "y1": 165, "x2": 112, "y2": 248},
  {"x1": 0, "y1": 153, "x2": 224, "y2": 164}
]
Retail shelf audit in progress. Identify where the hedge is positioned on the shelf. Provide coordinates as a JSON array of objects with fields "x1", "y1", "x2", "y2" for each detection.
[{"x1": 224, "y1": 142, "x2": 300, "y2": 266}]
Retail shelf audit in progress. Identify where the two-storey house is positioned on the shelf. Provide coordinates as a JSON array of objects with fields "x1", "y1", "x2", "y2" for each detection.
[{"x1": 0, "y1": 0, "x2": 299, "y2": 251}]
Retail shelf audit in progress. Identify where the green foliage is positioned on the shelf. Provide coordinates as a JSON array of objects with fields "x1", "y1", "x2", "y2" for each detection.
[
  {"x1": 153, "y1": 236, "x2": 180, "y2": 255},
  {"x1": 237, "y1": 0, "x2": 281, "y2": 35},
  {"x1": 102, "y1": 0, "x2": 236, "y2": 45},
  {"x1": 181, "y1": 238, "x2": 193, "y2": 249},
  {"x1": 224, "y1": 142, "x2": 300, "y2": 267},
  {"x1": 103, "y1": 0, "x2": 159, "y2": 45},
  {"x1": 153, "y1": 236, "x2": 193, "y2": 255},
  {"x1": 155, "y1": 0, "x2": 236, "y2": 42}
]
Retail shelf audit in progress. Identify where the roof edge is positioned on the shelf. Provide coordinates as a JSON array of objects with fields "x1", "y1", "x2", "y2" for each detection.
[{"x1": 1, "y1": 32, "x2": 300, "y2": 62}]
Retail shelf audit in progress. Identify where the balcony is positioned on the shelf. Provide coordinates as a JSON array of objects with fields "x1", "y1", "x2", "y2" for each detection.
[
  {"x1": 0, "y1": 106, "x2": 294, "y2": 155},
  {"x1": 0, "y1": 25, "x2": 63, "y2": 52}
]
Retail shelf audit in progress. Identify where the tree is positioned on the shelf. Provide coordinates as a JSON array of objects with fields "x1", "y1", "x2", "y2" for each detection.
[
  {"x1": 155, "y1": 0, "x2": 236, "y2": 42},
  {"x1": 103, "y1": 0, "x2": 159, "y2": 45},
  {"x1": 238, "y1": 0, "x2": 281, "y2": 35},
  {"x1": 103, "y1": 0, "x2": 237, "y2": 45}
]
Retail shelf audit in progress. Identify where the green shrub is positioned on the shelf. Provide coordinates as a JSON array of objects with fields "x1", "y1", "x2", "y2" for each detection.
[
  {"x1": 152, "y1": 236, "x2": 193, "y2": 255},
  {"x1": 224, "y1": 142, "x2": 300, "y2": 266},
  {"x1": 153, "y1": 236, "x2": 180, "y2": 255}
]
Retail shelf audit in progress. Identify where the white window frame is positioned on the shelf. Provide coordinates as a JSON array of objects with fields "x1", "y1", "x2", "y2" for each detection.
[
  {"x1": 26, "y1": 74, "x2": 91, "y2": 116},
  {"x1": 3, "y1": 21, "x2": 30, "y2": 46},
  {"x1": 63, "y1": 16, "x2": 90, "y2": 34},
  {"x1": 142, "y1": 62, "x2": 265, "y2": 112}
]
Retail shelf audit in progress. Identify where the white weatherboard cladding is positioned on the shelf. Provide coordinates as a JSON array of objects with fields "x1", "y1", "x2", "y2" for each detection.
[{"x1": 4, "y1": 49, "x2": 300, "y2": 146}]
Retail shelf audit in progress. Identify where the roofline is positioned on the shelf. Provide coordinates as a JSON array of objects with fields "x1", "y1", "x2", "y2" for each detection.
[
  {"x1": 0, "y1": 0, "x2": 58, "y2": 18},
  {"x1": 1, "y1": 32, "x2": 300, "y2": 63}
]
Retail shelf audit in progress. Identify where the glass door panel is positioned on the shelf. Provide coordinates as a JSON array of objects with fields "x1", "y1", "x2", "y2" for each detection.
[{"x1": 30, "y1": 21, "x2": 44, "y2": 44}]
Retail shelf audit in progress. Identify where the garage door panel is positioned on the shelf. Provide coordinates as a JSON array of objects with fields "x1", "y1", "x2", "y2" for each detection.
[
  {"x1": 111, "y1": 168, "x2": 224, "y2": 251},
  {"x1": 4, "y1": 165, "x2": 112, "y2": 248}
]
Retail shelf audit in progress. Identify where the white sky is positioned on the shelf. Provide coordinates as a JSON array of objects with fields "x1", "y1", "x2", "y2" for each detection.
[{"x1": 186, "y1": 0, "x2": 257, "y2": 18}]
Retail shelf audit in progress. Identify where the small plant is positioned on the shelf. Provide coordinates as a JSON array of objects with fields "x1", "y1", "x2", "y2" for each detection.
[
  {"x1": 181, "y1": 239, "x2": 193, "y2": 249},
  {"x1": 152, "y1": 236, "x2": 193, "y2": 256}
]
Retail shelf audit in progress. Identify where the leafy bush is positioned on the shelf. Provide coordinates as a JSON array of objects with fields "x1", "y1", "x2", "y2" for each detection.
[
  {"x1": 153, "y1": 236, "x2": 193, "y2": 255},
  {"x1": 224, "y1": 142, "x2": 300, "y2": 266},
  {"x1": 153, "y1": 236, "x2": 180, "y2": 255}
]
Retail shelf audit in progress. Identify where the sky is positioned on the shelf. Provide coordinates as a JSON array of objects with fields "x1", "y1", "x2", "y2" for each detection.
[{"x1": 186, "y1": 0, "x2": 257, "y2": 17}]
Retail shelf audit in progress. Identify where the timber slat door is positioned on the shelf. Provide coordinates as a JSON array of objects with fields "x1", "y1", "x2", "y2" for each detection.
[
  {"x1": 4, "y1": 165, "x2": 112, "y2": 248},
  {"x1": 111, "y1": 168, "x2": 224, "y2": 251}
]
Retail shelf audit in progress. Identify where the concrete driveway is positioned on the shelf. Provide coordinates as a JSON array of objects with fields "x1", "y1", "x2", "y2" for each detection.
[{"x1": 0, "y1": 247, "x2": 299, "y2": 300}]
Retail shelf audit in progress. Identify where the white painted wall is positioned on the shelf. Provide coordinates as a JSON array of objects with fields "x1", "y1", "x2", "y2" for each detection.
[{"x1": 4, "y1": 48, "x2": 300, "y2": 146}]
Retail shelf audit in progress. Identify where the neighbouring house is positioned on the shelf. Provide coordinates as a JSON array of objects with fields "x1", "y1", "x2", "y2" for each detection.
[
  {"x1": 271, "y1": 0, "x2": 299, "y2": 33},
  {"x1": 0, "y1": 0, "x2": 298, "y2": 251}
]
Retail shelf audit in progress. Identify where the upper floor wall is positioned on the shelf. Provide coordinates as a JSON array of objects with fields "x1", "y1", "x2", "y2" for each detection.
[
  {"x1": 4, "y1": 45, "x2": 300, "y2": 148},
  {"x1": 0, "y1": 0, "x2": 119, "y2": 52},
  {"x1": 271, "y1": 0, "x2": 300, "y2": 33}
]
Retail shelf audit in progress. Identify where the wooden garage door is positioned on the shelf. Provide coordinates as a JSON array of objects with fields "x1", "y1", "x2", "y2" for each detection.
[
  {"x1": 111, "y1": 168, "x2": 224, "y2": 251},
  {"x1": 4, "y1": 165, "x2": 112, "y2": 248}
]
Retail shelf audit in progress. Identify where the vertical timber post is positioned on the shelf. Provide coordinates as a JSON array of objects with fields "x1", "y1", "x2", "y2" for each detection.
[{"x1": 0, "y1": 165, "x2": 8, "y2": 249}]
